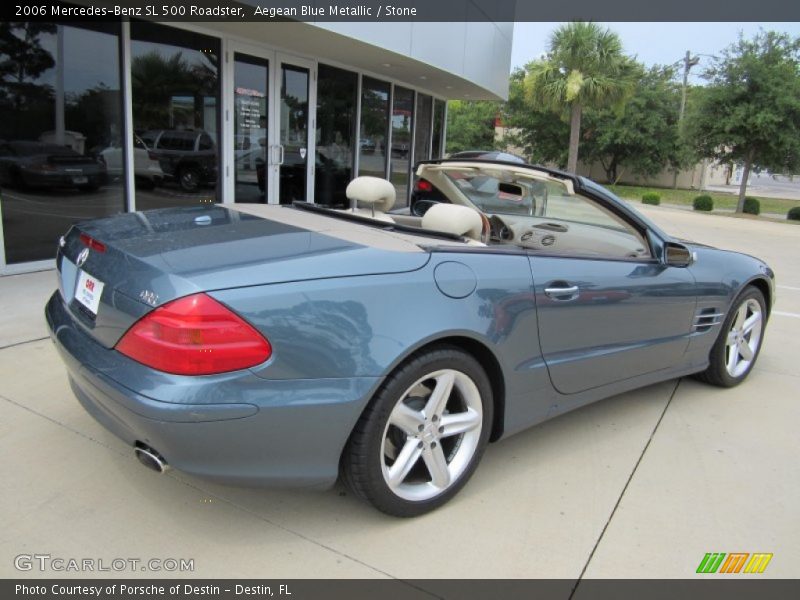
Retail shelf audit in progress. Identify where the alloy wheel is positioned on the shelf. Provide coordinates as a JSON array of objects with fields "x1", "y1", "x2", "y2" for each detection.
[
  {"x1": 725, "y1": 298, "x2": 763, "y2": 378},
  {"x1": 380, "y1": 368, "x2": 483, "y2": 501}
]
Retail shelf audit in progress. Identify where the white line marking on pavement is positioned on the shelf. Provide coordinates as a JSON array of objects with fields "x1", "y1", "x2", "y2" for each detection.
[
  {"x1": 777, "y1": 285, "x2": 800, "y2": 291},
  {"x1": 773, "y1": 311, "x2": 800, "y2": 319}
]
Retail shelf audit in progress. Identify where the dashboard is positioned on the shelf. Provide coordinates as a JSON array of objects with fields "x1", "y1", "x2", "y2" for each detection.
[{"x1": 488, "y1": 214, "x2": 650, "y2": 258}]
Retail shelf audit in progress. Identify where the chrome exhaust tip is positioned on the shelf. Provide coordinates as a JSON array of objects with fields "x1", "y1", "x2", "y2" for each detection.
[{"x1": 134, "y1": 444, "x2": 169, "y2": 473}]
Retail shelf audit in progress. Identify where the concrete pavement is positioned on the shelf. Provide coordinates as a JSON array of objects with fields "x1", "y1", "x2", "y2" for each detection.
[{"x1": 1, "y1": 204, "x2": 798, "y2": 582}]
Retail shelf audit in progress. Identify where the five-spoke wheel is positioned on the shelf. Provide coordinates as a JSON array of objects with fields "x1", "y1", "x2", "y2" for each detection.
[
  {"x1": 696, "y1": 286, "x2": 767, "y2": 387},
  {"x1": 724, "y1": 297, "x2": 764, "y2": 378},
  {"x1": 381, "y1": 369, "x2": 483, "y2": 502},
  {"x1": 342, "y1": 347, "x2": 492, "y2": 517}
]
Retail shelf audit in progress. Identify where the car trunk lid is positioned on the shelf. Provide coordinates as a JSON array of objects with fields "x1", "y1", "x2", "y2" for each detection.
[{"x1": 57, "y1": 205, "x2": 429, "y2": 348}]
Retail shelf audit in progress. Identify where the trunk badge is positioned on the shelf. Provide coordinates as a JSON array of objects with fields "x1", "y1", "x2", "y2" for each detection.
[
  {"x1": 139, "y1": 290, "x2": 159, "y2": 306},
  {"x1": 76, "y1": 248, "x2": 89, "y2": 267}
]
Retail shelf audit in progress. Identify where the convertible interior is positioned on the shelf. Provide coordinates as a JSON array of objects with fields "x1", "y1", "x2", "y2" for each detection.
[{"x1": 336, "y1": 162, "x2": 651, "y2": 259}]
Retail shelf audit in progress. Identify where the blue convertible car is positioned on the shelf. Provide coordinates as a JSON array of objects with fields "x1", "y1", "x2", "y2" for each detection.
[{"x1": 46, "y1": 159, "x2": 774, "y2": 516}]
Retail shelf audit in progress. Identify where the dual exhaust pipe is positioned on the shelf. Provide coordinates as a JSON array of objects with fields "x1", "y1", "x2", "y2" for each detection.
[{"x1": 134, "y1": 443, "x2": 170, "y2": 474}]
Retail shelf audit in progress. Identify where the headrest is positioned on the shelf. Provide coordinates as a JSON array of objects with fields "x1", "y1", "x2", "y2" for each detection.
[
  {"x1": 346, "y1": 176, "x2": 396, "y2": 212},
  {"x1": 421, "y1": 203, "x2": 483, "y2": 240}
]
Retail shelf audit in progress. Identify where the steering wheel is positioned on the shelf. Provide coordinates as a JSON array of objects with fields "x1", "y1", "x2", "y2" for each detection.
[{"x1": 478, "y1": 212, "x2": 492, "y2": 245}]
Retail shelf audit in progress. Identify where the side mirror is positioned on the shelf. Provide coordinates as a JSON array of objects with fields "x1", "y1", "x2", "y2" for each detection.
[
  {"x1": 411, "y1": 199, "x2": 441, "y2": 217},
  {"x1": 664, "y1": 242, "x2": 695, "y2": 267}
]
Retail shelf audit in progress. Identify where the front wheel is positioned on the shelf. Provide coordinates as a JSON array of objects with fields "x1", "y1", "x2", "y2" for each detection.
[
  {"x1": 695, "y1": 286, "x2": 767, "y2": 387},
  {"x1": 342, "y1": 347, "x2": 493, "y2": 517}
]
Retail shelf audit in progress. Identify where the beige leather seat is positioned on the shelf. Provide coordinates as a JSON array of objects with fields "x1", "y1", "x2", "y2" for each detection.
[
  {"x1": 341, "y1": 176, "x2": 396, "y2": 223},
  {"x1": 421, "y1": 203, "x2": 485, "y2": 244}
]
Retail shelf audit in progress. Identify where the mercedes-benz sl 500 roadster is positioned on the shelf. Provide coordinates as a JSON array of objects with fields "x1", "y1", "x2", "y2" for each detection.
[{"x1": 46, "y1": 159, "x2": 774, "y2": 516}]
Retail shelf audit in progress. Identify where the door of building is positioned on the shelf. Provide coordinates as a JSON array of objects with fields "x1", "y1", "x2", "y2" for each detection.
[{"x1": 226, "y1": 45, "x2": 316, "y2": 204}]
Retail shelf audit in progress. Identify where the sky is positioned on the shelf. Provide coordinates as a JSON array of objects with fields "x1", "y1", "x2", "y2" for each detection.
[{"x1": 511, "y1": 22, "x2": 800, "y2": 83}]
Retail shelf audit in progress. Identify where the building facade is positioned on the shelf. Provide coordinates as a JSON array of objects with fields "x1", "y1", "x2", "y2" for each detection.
[{"x1": 0, "y1": 15, "x2": 512, "y2": 273}]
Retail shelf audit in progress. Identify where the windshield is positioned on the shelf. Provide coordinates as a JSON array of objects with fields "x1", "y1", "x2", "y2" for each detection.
[{"x1": 439, "y1": 167, "x2": 566, "y2": 217}]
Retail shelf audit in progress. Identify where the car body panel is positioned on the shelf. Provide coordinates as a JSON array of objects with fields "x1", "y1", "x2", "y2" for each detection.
[
  {"x1": 58, "y1": 205, "x2": 430, "y2": 348},
  {"x1": 529, "y1": 254, "x2": 697, "y2": 394}
]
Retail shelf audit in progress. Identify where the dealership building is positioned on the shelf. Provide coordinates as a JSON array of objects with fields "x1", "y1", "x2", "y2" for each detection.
[{"x1": 0, "y1": 8, "x2": 512, "y2": 274}]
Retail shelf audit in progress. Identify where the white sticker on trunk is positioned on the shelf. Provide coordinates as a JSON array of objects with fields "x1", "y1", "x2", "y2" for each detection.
[{"x1": 75, "y1": 270, "x2": 105, "y2": 316}]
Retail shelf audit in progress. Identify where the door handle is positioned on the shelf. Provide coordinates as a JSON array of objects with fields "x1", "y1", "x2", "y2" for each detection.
[
  {"x1": 277, "y1": 144, "x2": 284, "y2": 166},
  {"x1": 544, "y1": 284, "x2": 579, "y2": 300}
]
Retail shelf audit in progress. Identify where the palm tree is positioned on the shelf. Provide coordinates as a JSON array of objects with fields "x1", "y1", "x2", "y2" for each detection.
[{"x1": 525, "y1": 22, "x2": 637, "y2": 173}]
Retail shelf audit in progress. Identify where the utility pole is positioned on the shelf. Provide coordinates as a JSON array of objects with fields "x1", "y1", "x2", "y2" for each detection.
[
  {"x1": 673, "y1": 51, "x2": 700, "y2": 188},
  {"x1": 679, "y1": 51, "x2": 700, "y2": 126}
]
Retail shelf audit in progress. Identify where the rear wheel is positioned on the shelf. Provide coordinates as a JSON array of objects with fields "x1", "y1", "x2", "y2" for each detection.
[
  {"x1": 342, "y1": 347, "x2": 492, "y2": 517},
  {"x1": 178, "y1": 166, "x2": 201, "y2": 192},
  {"x1": 695, "y1": 286, "x2": 766, "y2": 387}
]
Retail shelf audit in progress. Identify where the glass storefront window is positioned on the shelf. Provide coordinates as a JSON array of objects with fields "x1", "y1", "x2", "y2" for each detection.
[
  {"x1": 315, "y1": 64, "x2": 357, "y2": 208},
  {"x1": 431, "y1": 99, "x2": 446, "y2": 159},
  {"x1": 413, "y1": 93, "x2": 433, "y2": 167},
  {"x1": 130, "y1": 22, "x2": 220, "y2": 210},
  {"x1": 278, "y1": 64, "x2": 309, "y2": 204},
  {"x1": 390, "y1": 86, "x2": 414, "y2": 206},
  {"x1": 0, "y1": 22, "x2": 124, "y2": 264},
  {"x1": 358, "y1": 77, "x2": 390, "y2": 185},
  {"x1": 233, "y1": 54, "x2": 269, "y2": 204}
]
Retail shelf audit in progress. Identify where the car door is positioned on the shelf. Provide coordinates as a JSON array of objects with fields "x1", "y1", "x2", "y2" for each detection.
[{"x1": 528, "y1": 189, "x2": 697, "y2": 395}]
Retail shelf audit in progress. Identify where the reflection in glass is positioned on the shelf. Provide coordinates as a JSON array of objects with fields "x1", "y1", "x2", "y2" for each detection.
[
  {"x1": 358, "y1": 77, "x2": 389, "y2": 187},
  {"x1": 315, "y1": 64, "x2": 357, "y2": 208},
  {"x1": 0, "y1": 22, "x2": 124, "y2": 264},
  {"x1": 431, "y1": 99, "x2": 446, "y2": 159},
  {"x1": 233, "y1": 54, "x2": 268, "y2": 204},
  {"x1": 130, "y1": 22, "x2": 220, "y2": 210},
  {"x1": 390, "y1": 86, "x2": 414, "y2": 207},
  {"x1": 279, "y1": 65, "x2": 309, "y2": 204},
  {"x1": 414, "y1": 93, "x2": 433, "y2": 167}
]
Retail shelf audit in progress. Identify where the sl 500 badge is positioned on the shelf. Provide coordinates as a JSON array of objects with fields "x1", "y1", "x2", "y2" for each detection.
[{"x1": 139, "y1": 290, "x2": 159, "y2": 306}]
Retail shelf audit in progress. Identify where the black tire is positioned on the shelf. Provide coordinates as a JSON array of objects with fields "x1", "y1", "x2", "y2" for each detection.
[
  {"x1": 342, "y1": 346, "x2": 493, "y2": 517},
  {"x1": 694, "y1": 286, "x2": 767, "y2": 388},
  {"x1": 10, "y1": 168, "x2": 26, "y2": 190},
  {"x1": 178, "y1": 166, "x2": 201, "y2": 192},
  {"x1": 135, "y1": 176, "x2": 156, "y2": 190}
]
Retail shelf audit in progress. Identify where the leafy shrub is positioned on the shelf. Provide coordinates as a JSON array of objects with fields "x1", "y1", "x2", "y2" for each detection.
[
  {"x1": 693, "y1": 195, "x2": 714, "y2": 211},
  {"x1": 787, "y1": 207, "x2": 800, "y2": 221},
  {"x1": 743, "y1": 196, "x2": 760, "y2": 215},
  {"x1": 641, "y1": 192, "x2": 661, "y2": 205}
]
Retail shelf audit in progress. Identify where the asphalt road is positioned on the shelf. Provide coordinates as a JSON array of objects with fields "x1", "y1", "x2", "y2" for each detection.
[{"x1": 706, "y1": 172, "x2": 800, "y2": 200}]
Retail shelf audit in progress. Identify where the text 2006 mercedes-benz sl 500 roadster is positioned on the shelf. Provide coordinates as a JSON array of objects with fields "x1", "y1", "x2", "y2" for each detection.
[{"x1": 46, "y1": 159, "x2": 774, "y2": 516}]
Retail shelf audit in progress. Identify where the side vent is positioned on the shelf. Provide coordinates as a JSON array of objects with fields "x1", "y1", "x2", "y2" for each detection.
[{"x1": 694, "y1": 307, "x2": 725, "y2": 333}]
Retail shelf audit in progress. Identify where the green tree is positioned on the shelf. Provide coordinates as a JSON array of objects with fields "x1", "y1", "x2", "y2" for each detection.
[
  {"x1": 444, "y1": 100, "x2": 499, "y2": 154},
  {"x1": 501, "y1": 68, "x2": 569, "y2": 166},
  {"x1": 524, "y1": 22, "x2": 637, "y2": 173},
  {"x1": 580, "y1": 65, "x2": 691, "y2": 183},
  {"x1": 687, "y1": 31, "x2": 800, "y2": 212}
]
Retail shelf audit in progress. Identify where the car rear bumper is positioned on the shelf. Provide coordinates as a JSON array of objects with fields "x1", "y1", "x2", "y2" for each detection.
[
  {"x1": 45, "y1": 291, "x2": 380, "y2": 489},
  {"x1": 20, "y1": 167, "x2": 106, "y2": 187}
]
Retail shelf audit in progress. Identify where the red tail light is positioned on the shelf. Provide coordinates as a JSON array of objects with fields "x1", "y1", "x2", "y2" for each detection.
[
  {"x1": 79, "y1": 233, "x2": 106, "y2": 253},
  {"x1": 416, "y1": 179, "x2": 433, "y2": 192},
  {"x1": 116, "y1": 293, "x2": 271, "y2": 375}
]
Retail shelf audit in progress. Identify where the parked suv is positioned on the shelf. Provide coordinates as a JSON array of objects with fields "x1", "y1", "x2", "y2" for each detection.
[{"x1": 139, "y1": 130, "x2": 217, "y2": 192}]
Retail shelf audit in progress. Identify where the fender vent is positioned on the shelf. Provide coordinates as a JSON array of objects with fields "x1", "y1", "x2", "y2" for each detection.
[{"x1": 694, "y1": 307, "x2": 724, "y2": 332}]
